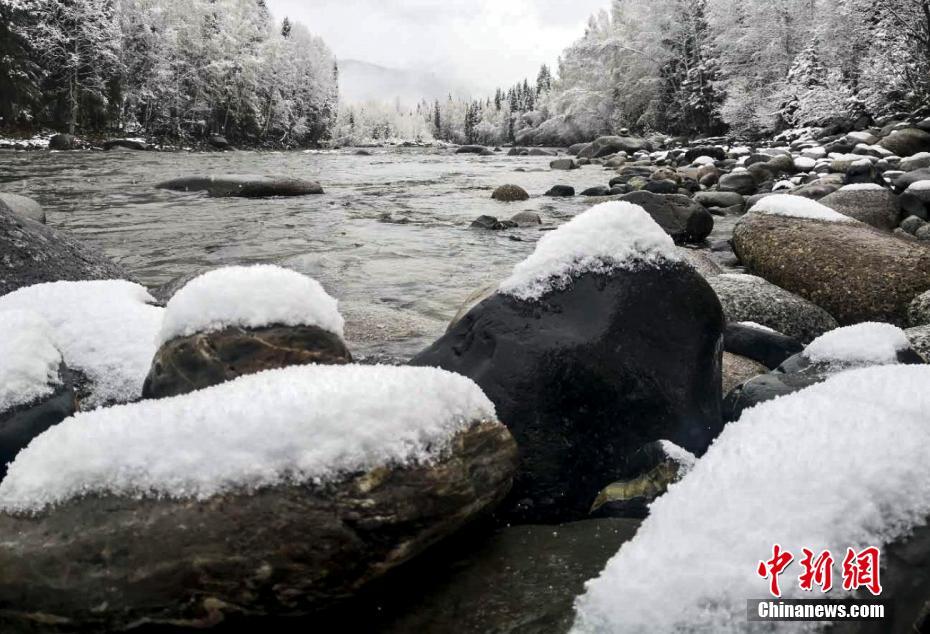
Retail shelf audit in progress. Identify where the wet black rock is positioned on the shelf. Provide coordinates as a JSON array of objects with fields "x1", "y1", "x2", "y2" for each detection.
[
  {"x1": 471, "y1": 215, "x2": 518, "y2": 230},
  {"x1": 723, "y1": 322, "x2": 803, "y2": 370},
  {"x1": 48, "y1": 133, "x2": 76, "y2": 150},
  {"x1": 456, "y1": 145, "x2": 493, "y2": 155},
  {"x1": 0, "y1": 206, "x2": 131, "y2": 296},
  {"x1": 620, "y1": 191, "x2": 714, "y2": 244},
  {"x1": 580, "y1": 186, "x2": 611, "y2": 196},
  {"x1": 545, "y1": 185, "x2": 575, "y2": 197},
  {"x1": 156, "y1": 175, "x2": 323, "y2": 197},
  {"x1": 103, "y1": 139, "x2": 149, "y2": 151},
  {"x1": 0, "y1": 364, "x2": 76, "y2": 481},
  {"x1": 410, "y1": 261, "x2": 724, "y2": 523},
  {"x1": 208, "y1": 134, "x2": 231, "y2": 150}
]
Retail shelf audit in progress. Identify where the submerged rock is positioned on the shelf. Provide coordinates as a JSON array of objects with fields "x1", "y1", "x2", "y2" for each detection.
[
  {"x1": 470, "y1": 215, "x2": 517, "y2": 230},
  {"x1": 455, "y1": 145, "x2": 491, "y2": 155},
  {"x1": 156, "y1": 175, "x2": 323, "y2": 197},
  {"x1": 491, "y1": 184, "x2": 529, "y2": 202},
  {"x1": 0, "y1": 207, "x2": 131, "y2": 296},
  {"x1": 102, "y1": 139, "x2": 149, "y2": 151},
  {"x1": 0, "y1": 419, "x2": 517, "y2": 631},
  {"x1": 545, "y1": 185, "x2": 575, "y2": 197}
]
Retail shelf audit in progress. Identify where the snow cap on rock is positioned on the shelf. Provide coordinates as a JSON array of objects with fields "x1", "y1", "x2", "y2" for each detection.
[
  {"x1": 159, "y1": 265, "x2": 344, "y2": 344},
  {"x1": 499, "y1": 202, "x2": 681, "y2": 301},
  {"x1": 747, "y1": 194, "x2": 857, "y2": 223},
  {"x1": 0, "y1": 310, "x2": 62, "y2": 413}
]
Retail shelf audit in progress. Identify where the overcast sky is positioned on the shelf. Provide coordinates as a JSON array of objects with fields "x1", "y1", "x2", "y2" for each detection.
[{"x1": 266, "y1": 0, "x2": 607, "y2": 95}]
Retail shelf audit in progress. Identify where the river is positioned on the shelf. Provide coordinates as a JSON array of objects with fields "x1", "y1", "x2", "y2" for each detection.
[{"x1": 0, "y1": 147, "x2": 739, "y2": 360}]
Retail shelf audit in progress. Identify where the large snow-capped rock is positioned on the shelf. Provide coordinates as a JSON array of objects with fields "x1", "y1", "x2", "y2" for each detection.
[
  {"x1": 0, "y1": 364, "x2": 517, "y2": 629},
  {"x1": 573, "y1": 365, "x2": 930, "y2": 633},
  {"x1": 733, "y1": 195, "x2": 930, "y2": 325},
  {"x1": 144, "y1": 265, "x2": 351, "y2": 398},
  {"x1": 0, "y1": 206, "x2": 131, "y2": 296},
  {"x1": 0, "y1": 280, "x2": 163, "y2": 409},
  {"x1": 411, "y1": 202, "x2": 724, "y2": 523}
]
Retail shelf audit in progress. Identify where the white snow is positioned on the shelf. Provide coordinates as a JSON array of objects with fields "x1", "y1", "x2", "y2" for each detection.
[
  {"x1": 906, "y1": 180, "x2": 930, "y2": 192},
  {"x1": 747, "y1": 194, "x2": 857, "y2": 223},
  {"x1": 804, "y1": 322, "x2": 910, "y2": 366},
  {"x1": 691, "y1": 155, "x2": 716, "y2": 166},
  {"x1": 736, "y1": 321, "x2": 776, "y2": 334},
  {"x1": 0, "y1": 364, "x2": 497, "y2": 514},
  {"x1": 793, "y1": 156, "x2": 816, "y2": 171},
  {"x1": 572, "y1": 364, "x2": 930, "y2": 633},
  {"x1": 772, "y1": 180, "x2": 793, "y2": 191},
  {"x1": 0, "y1": 311, "x2": 62, "y2": 413},
  {"x1": 0, "y1": 281, "x2": 163, "y2": 409},
  {"x1": 498, "y1": 202, "x2": 681, "y2": 301},
  {"x1": 159, "y1": 265, "x2": 344, "y2": 344},
  {"x1": 657, "y1": 440, "x2": 696, "y2": 475},
  {"x1": 839, "y1": 183, "x2": 885, "y2": 191}
]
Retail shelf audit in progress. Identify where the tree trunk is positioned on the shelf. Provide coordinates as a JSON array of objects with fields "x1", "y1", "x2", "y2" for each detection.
[{"x1": 69, "y1": 70, "x2": 77, "y2": 136}]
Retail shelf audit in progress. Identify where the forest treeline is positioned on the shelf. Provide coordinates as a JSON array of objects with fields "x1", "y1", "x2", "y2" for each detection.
[
  {"x1": 0, "y1": 0, "x2": 338, "y2": 146},
  {"x1": 339, "y1": 0, "x2": 930, "y2": 145}
]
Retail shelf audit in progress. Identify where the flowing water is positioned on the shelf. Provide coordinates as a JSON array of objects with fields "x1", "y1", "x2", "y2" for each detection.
[{"x1": 0, "y1": 147, "x2": 738, "y2": 360}]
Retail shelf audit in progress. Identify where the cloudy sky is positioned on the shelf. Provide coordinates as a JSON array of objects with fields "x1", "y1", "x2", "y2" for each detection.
[{"x1": 266, "y1": 0, "x2": 607, "y2": 95}]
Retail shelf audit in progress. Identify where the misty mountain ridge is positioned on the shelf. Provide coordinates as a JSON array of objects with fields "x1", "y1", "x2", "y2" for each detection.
[{"x1": 337, "y1": 59, "x2": 472, "y2": 107}]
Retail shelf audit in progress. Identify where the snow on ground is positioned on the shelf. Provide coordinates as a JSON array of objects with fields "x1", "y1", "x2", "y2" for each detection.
[
  {"x1": 747, "y1": 194, "x2": 857, "y2": 223},
  {"x1": 839, "y1": 183, "x2": 885, "y2": 191},
  {"x1": 0, "y1": 364, "x2": 496, "y2": 514},
  {"x1": 0, "y1": 281, "x2": 163, "y2": 409},
  {"x1": 0, "y1": 310, "x2": 62, "y2": 413},
  {"x1": 0, "y1": 131, "x2": 55, "y2": 149},
  {"x1": 906, "y1": 180, "x2": 930, "y2": 192},
  {"x1": 499, "y1": 202, "x2": 681, "y2": 301},
  {"x1": 804, "y1": 322, "x2": 910, "y2": 366},
  {"x1": 657, "y1": 440, "x2": 696, "y2": 474},
  {"x1": 573, "y1": 365, "x2": 930, "y2": 633},
  {"x1": 160, "y1": 265, "x2": 344, "y2": 344}
]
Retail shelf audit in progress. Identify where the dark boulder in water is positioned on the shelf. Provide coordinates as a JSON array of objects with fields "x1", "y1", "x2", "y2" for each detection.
[
  {"x1": 545, "y1": 185, "x2": 575, "y2": 197},
  {"x1": 0, "y1": 206, "x2": 131, "y2": 296},
  {"x1": 156, "y1": 175, "x2": 323, "y2": 197},
  {"x1": 47, "y1": 133, "x2": 77, "y2": 150},
  {"x1": 410, "y1": 261, "x2": 724, "y2": 523},
  {"x1": 103, "y1": 139, "x2": 149, "y2": 151}
]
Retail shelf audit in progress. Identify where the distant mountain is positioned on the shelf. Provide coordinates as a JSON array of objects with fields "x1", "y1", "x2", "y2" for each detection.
[{"x1": 337, "y1": 59, "x2": 467, "y2": 107}]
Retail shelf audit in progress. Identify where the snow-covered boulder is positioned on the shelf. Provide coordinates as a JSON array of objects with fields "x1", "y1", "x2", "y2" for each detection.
[
  {"x1": 155, "y1": 174, "x2": 323, "y2": 197},
  {"x1": 733, "y1": 195, "x2": 930, "y2": 325},
  {"x1": 819, "y1": 184, "x2": 901, "y2": 230},
  {"x1": 0, "y1": 310, "x2": 76, "y2": 480},
  {"x1": 0, "y1": 205, "x2": 131, "y2": 296},
  {"x1": 573, "y1": 365, "x2": 930, "y2": 633},
  {"x1": 411, "y1": 202, "x2": 724, "y2": 522},
  {"x1": 0, "y1": 364, "x2": 517, "y2": 629},
  {"x1": 724, "y1": 322, "x2": 924, "y2": 421},
  {"x1": 707, "y1": 273, "x2": 838, "y2": 343},
  {"x1": 144, "y1": 265, "x2": 350, "y2": 399},
  {"x1": 0, "y1": 280, "x2": 163, "y2": 409}
]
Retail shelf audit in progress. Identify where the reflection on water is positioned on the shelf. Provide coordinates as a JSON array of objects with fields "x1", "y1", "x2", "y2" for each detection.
[{"x1": 0, "y1": 147, "x2": 737, "y2": 360}]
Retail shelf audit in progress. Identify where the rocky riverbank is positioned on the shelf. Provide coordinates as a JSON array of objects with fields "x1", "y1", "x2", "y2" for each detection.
[{"x1": 3, "y1": 111, "x2": 930, "y2": 631}]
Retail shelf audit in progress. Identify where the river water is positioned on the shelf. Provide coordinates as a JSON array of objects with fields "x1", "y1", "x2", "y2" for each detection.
[{"x1": 0, "y1": 147, "x2": 737, "y2": 360}]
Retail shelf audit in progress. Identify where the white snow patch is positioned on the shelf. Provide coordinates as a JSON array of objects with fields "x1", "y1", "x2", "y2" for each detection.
[
  {"x1": 793, "y1": 156, "x2": 816, "y2": 171},
  {"x1": 772, "y1": 180, "x2": 794, "y2": 191},
  {"x1": 804, "y1": 322, "x2": 909, "y2": 366},
  {"x1": 839, "y1": 183, "x2": 885, "y2": 191},
  {"x1": 0, "y1": 364, "x2": 496, "y2": 514},
  {"x1": 906, "y1": 180, "x2": 930, "y2": 192},
  {"x1": 748, "y1": 194, "x2": 856, "y2": 223},
  {"x1": 691, "y1": 156, "x2": 716, "y2": 166},
  {"x1": 159, "y1": 265, "x2": 344, "y2": 344},
  {"x1": 657, "y1": 440, "x2": 696, "y2": 474},
  {"x1": 736, "y1": 321, "x2": 776, "y2": 334},
  {"x1": 572, "y1": 365, "x2": 930, "y2": 633},
  {"x1": 498, "y1": 202, "x2": 681, "y2": 301},
  {"x1": 0, "y1": 281, "x2": 163, "y2": 409},
  {"x1": 0, "y1": 311, "x2": 62, "y2": 413}
]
